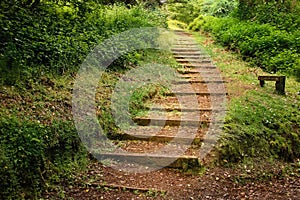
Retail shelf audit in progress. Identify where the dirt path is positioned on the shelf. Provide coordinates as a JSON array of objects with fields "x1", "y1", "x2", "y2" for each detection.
[{"x1": 45, "y1": 161, "x2": 299, "y2": 199}]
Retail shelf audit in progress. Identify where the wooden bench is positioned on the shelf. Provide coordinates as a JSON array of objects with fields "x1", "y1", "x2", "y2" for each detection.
[{"x1": 258, "y1": 75, "x2": 286, "y2": 94}]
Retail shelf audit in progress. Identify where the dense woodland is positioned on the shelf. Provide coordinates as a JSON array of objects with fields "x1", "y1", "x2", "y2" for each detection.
[{"x1": 0, "y1": 0, "x2": 299, "y2": 199}]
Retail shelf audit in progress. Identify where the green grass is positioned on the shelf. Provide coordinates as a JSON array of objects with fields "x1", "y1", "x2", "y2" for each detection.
[{"x1": 190, "y1": 30, "x2": 300, "y2": 164}]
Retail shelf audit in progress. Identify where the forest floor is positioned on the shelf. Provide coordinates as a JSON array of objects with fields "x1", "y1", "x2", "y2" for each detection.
[
  {"x1": 44, "y1": 160, "x2": 299, "y2": 199},
  {"x1": 43, "y1": 30, "x2": 300, "y2": 200}
]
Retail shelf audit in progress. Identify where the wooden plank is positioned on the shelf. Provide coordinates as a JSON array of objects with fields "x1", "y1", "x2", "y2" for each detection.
[{"x1": 258, "y1": 76, "x2": 283, "y2": 81}]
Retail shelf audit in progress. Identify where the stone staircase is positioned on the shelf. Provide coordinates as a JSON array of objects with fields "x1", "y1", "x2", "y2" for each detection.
[{"x1": 93, "y1": 30, "x2": 227, "y2": 171}]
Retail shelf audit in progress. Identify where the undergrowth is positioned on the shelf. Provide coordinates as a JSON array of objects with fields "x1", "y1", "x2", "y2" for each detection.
[
  {"x1": 0, "y1": 1, "x2": 168, "y2": 199},
  {"x1": 191, "y1": 31, "x2": 300, "y2": 165},
  {"x1": 188, "y1": 16, "x2": 300, "y2": 79}
]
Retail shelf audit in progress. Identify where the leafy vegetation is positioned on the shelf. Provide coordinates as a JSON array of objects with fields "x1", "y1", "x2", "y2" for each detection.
[
  {"x1": 0, "y1": 0, "x2": 167, "y2": 198},
  {"x1": 221, "y1": 90, "x2": 300, "y2": 162},
  {"x1": 0, "y1": 0, "x2": 166, "y2": 85},
  {"x1": 189, "y1": 16, "x2": 300, "y2": 77},
  {"x1": 1, "y1": 0, "x2": 299, "y2": 198},
  {"x1": 166, "y1": 0, "x2": 300, "y2": 79},
  {"x1": 192, "y1": 32, "x2": 300, "y2": 164}
]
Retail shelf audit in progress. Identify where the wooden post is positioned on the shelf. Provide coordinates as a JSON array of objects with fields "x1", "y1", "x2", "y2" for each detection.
[{"x1": 275, "y1": 76, "x2": 286, "y2": 94}]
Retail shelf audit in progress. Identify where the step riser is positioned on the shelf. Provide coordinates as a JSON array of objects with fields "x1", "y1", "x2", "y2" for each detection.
[
  {"x1": 178, "y1": 70, "x2": 219, "y2": 74},
  {"x1": 174, "y1": 55, "x2": 210, "y2": 59},
  {"x1": 148, "y1": 107, "x2": 226, "y2": 112},
  {"x1": 166, "y1": 92, "x2": 227, "y2": 96},
  {"x1": 117, "y1": 134, "x2": 203, "y2": 145},
  {"x1": 173, "y1": 53, "x2": 203, "y2": 56},
  {"x1": 174, "y1": 80, "x2": 225, "y2": 84},
  {"x1": 134, "y1": 118, "x2": 210, "y2": 127},
  {"x1": 95, "y1": 153, "x2": 201, "y2": 169}
]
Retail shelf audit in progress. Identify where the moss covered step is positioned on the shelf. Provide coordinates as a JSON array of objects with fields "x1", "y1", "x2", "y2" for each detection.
[
  {"x1": 94, "y1": 152, "x2": 201, "y2": 169},
  {"x1": 116, "y1": 126, "x2": 206, "y2": 145}
]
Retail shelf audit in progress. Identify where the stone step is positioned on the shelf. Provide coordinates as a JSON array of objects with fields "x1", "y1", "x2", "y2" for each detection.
[
  {"x1": 176, "y1": 59, "x2": 211, "y2": 63},
  {"x1": 173, "y1": 55, "x2": 210, "y2": 59},
  {"x1": 148, "y1": 107, "x2": 226, "y2": 112},
  {"x1": 94, "y1": 152, "x2": 201, "y2": 169},
  {"x1": 117, "y1": 132, "x2": 204, "y2": 145},
  {"x1": 173, "y1": 79, "x2": 226, "y2": 84},
  {"x1": 178, "y1": 74, "x2": 224, "y2": 79},
  {"x1": 171, "y1": 48, "x2": 201, "y2": 52},
  {"x1": 166, "y1": 91, "x2": 228, "y2": 96},
  {"x1": 177, "y1": 69, "x2": 219, "y2": 74},
  {"x1": 133, "y1": 117, "x2": 211, "y2": 127},
  {"x1": 172, "y1": 52, "x2": 206, "y2": 56},
  {"x1": 174, "y1": 44, "x2": 198, "y2": 47},
  {"x1": 118, "y1": 125, "x2": 207, "y2": 143},
  {"x1": 179, "y1": 64, "x2": 216, "y2": 69}
]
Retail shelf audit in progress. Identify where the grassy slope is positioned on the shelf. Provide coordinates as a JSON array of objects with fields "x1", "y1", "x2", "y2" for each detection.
[{"x1": 190, "y1": 30, "x2": 300, "y2": 166}]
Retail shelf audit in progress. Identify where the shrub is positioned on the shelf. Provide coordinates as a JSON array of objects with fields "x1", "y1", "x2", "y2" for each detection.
[
  {"x1": 0, "y1": 1, "x2": 167, "y2": 86},
  {"x1": 166, "y1": 0, "x2": 203, "y2": 24},
  {"x1": 201, "y1": 0, "x2": 238, "y2": 17},
  {"x1": 0, "y1": 117, "x2": 85, "y2": 199},
  {"x1": 234, "y1": 0, "x2": 300, "y2": 32},
  {"x1": 189, "y1": 16, "x2": 300, "y2": 78}
]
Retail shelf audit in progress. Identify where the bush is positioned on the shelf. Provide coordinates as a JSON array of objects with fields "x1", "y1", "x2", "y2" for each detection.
[
  {"x1": 235, "y1": 0, "x2": 300, "y2": 32},
  {"x1": 166, "y1": 0, "x2": 203, "y2": 24},
  {"x1": 189, "y1": 16, "x2": 300, "y2": 78},
  {"x1": 0, "y1": 117, "x2": 85, "y2": 199},
  {"x1": 201, "y1": 0, "x2": 238, "y2": 17},
  {"x1": 0, "y1": 1, "x2": 167, "y2": 85}
]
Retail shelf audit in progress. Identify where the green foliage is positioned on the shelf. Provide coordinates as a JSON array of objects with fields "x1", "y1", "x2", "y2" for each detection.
[
  {"x1": 166, "y1": 0, "x2": 203, "y2": 24},
  {"x1": 188, "y1": 16, "x2": 300, "y2": 78},
  {"x1": 0, "y1": 1, "x2": 167, "y2": 86},
  {"x1": 219, "y1": 91, "x2": 300, "y2": 163},
  {"x1": 201, "y1": 0, "x2": 238, "y2": 17},
  {"x1": 166, "y1": 0, "x2": 237, "y2": 24},
  {"x1": 235, "y1": 0, "x2": 300, "y2": 32},
  {"x1": 0, "y1": 117, "x2": 86, "y2": 199}
]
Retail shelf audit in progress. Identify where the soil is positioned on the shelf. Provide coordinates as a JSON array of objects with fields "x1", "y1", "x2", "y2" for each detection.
[{"x1": 44, "y1": 161, "x2": 300, "y2": 200}]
